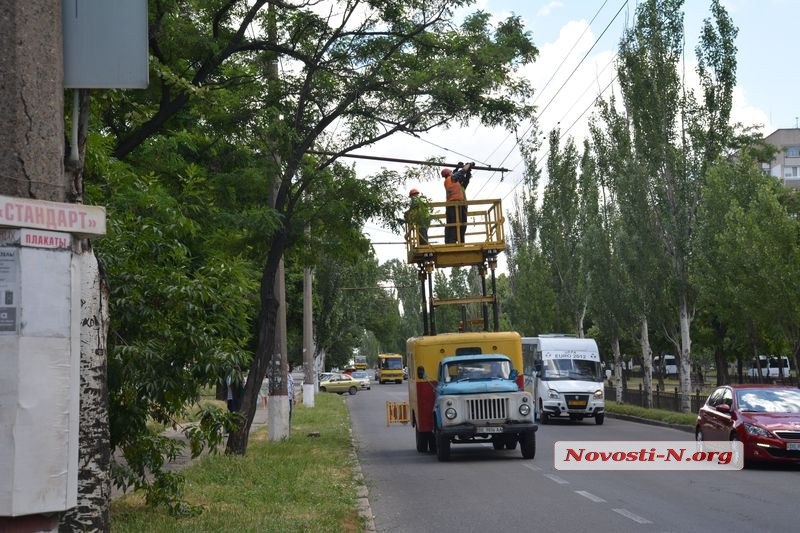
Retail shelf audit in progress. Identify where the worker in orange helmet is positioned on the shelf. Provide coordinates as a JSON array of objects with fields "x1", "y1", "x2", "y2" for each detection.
[{"x1": 442, "y1": 162, "x2": 474, "y2": 243}]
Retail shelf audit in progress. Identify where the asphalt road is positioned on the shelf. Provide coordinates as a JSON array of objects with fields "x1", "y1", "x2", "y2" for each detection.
[{"x1": 346, "y1": 378, "x2": 800, "y2": 533}]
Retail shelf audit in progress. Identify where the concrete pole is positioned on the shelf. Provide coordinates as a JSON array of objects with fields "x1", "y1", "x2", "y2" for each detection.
[
  {"x1": 0, "y1": 2, "x2": 68, "y2": 532},
  {"x1": 265, "y1": 3, "x2": 290, "y2": 441},
  {"x1": 303, "y1": 264, "x2": 315, "y2": 407}
]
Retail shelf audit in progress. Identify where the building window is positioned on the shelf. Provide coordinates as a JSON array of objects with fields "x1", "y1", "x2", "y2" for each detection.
[
  {"x1": 785, "y1": 166, "x2": 800, "y2": 178},
  {"x1": 785, "y1": 146, "x2": 800, "y2": 158}
]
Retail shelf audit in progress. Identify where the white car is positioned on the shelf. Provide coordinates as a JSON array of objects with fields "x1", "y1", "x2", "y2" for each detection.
[{"x1": 351, "y1": 370, "x2": 371, "y2": 390}]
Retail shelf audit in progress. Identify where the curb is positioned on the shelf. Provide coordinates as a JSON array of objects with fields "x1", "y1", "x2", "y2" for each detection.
[
  {"x1": 604, "y1": 411, "x2": 694, "y2": 433},
  {"x1": 349, "y1": 429, "x2": 377, "y2": 533}
]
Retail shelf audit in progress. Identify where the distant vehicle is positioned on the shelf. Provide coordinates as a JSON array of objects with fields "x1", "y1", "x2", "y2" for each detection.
[
  {"x1": 653, "y1": 354, "x2": 678, "y2": 377},
  {"x1": 696, "y1": 384, "x2": 800, "y2": 464},
  {"x1": 351, "y1": 370, "x2": 371, "y2": 390},
  {"x1": 377, "y1": 353, "x2": 404, "y2": 384},
  {"x1": 354, "y1": 355, "x2": 368, "y2": 371},
  {"x1": 748, "y1": 355, "x2": 791, "y2": 379},
  {"x1": 319, "y1": 373, "x2": 359, "y2": 395}
]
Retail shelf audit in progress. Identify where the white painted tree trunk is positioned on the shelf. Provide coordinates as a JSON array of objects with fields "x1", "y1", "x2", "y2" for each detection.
[
  {"x1": 60, "y1": 246, "x2": 110, "y2": 532},
  {"x1": 613, "y1": 337, "x2": 623, "y2": 403},
  {"x1": 639, "y1": 316, "x2": 653, "y2": 408},
  {"x1": 678, "y1": 293, "x2": 692, "y2": 413}
]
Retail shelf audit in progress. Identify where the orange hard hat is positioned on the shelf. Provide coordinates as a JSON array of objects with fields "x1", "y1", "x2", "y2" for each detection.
[
  {"x1": 409, "y1": 188, "x2": 419, "y2": 196},
  {"x1": 441, "y1": 168, "x2": 452, "y2": 177}
]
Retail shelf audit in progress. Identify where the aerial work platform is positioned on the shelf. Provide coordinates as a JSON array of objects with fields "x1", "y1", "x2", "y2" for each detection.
[{"x1": 405, "y1": 198, "x2": 506, "y2": 268}]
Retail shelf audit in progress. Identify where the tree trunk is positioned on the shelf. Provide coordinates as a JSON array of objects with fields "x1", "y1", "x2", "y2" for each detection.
[
  {"x1": 639, "y1": 315, "x2": 653, "y2": 409},
  {"x1": 613, "y1": 336, "x2": 623, "y2": 403},
  {"x1": 225, "y1": 237, "x2": 285, "y2": 455},
  {"x1": 60, "y1": 247, "x2": 111, "y2": 532},
  {"x1": 678, "y1": 292, "x2": 692, "y2": 413}
]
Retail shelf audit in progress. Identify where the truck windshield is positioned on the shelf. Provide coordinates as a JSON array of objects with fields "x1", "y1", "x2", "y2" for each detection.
[
  {"x1": 443, "y1": 360, "x2": 510, "y2": 382},
  {"x1": 541, "y1": 359, "x2": 603, "y2": 382}
]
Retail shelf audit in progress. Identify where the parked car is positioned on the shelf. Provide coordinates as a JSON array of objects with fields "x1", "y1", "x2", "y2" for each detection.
[
  {"x1": 695, "y1": 384, "x2": 800, "y2": 464},
  {"x1": 351, "y1": 370, "x2": 371, "y2": 390},
  {"x1": 319, "y1": 373, "x2": 359, "y2": 395}
]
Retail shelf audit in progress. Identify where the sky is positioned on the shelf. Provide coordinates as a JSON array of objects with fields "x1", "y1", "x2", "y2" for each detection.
[{"x1": 362, "y1": 0, "x2": 797, "y2": 267}]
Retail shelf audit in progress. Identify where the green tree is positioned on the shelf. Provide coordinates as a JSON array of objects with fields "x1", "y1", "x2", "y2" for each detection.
[
  {"x1": 539, "y1": 129, "x2": 584, "y2": 334},
  {"x1": 616, "y1": 0, "x2": 737, "y2": 411}
]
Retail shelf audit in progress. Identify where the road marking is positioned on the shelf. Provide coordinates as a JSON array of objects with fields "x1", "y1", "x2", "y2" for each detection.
[
  {"x1": 544, "y1": 473, "x2": 569, "y2": 484},
  {"x1": 575, "y1": 490, "x2": 606, "y2": 503},
  {"x1": 612, "y1": 508, "x2": 652, "y2": 524},
  {"x1": 522, "y1": 463, "x2": 542, "y2": 472}
]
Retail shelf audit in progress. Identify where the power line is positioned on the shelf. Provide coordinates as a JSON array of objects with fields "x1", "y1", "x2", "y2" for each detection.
[{"x1": 474, "y1": 0, "x2": 629, "y2": 199}]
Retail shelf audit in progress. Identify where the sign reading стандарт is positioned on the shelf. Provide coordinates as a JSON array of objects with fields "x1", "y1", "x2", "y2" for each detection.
[{"x1": 0, "y1": 194, "x2": 106, "y2": 236}]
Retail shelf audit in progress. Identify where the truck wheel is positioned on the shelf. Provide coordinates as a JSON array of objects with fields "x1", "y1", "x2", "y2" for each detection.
[
  {"x1": 595, "y1": 413, "x2": 605, "y2": 425},
  {"x1": 436, "y1": 432, "x2": 450, "y2": 461},
  {"x1": 415, "y1": 429, "x2": 428, "y2": 453},
  {"x1": 520, "y1": 431, "x2": 536, "y2": 459},
  {"x1": 506, "y1": 438, "x2": 517, "y2": 450},
  {"x1": 427, "y1": 432, "x2": 437, "y2": 453},
  {"x1": 492, "y1": 439, "x2": 505, "y2": 450}
]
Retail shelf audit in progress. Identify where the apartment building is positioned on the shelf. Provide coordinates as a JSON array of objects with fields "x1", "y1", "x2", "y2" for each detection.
[{"x1": 763, "y1": 128, "x2": 800, "y2": 188}]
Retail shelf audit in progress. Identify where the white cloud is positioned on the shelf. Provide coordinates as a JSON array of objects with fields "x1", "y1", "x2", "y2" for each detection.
[{"x1": 537, "y1": 1, "x2": 564, "y2": 18}]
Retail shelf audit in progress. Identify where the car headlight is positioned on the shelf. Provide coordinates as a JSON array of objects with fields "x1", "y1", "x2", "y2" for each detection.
[
  {"x1": 743, "y1": 423, "x2": 773, "y2": 438},
  {"x1": 445, "y1": 407, "x2": 457, "y2": 420},
  {"x1": 519, "y1": 403, "x2": 531, "y2": 416},
  {"x1": 547, "y1": 389, "x2": 559, "y2": 400},
  {"x1": 593, "y1": 389, "x2": 604, "y2": 399}
]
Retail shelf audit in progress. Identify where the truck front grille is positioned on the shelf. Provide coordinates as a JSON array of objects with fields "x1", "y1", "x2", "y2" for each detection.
[{"x1": 467, "y1": 398, "x2": 508, "y2": 421}]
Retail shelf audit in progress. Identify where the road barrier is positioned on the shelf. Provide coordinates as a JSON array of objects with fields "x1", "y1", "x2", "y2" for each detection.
[{"x1": 386, "y1": 401, "x2": 410, "y2": 426}]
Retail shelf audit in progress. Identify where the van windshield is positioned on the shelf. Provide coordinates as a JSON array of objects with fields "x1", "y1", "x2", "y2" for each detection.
[{"x1": 541, "y1": 358, "x2": 603, "y2": 382}]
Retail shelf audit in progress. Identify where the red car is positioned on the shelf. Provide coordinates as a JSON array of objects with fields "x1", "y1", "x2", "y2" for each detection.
[{"x1": 695, "y1": 384, "x2": 800, "y2": 464}]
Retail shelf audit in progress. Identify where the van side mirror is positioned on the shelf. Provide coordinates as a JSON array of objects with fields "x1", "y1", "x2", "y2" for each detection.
[{"x1": 417, "y1": 366, "x2": 425, "y2": 379}]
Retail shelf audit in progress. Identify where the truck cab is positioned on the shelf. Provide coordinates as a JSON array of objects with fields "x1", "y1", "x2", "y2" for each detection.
[{"x1": 432, "y1": 354, "x2": 537, "y2": 461}]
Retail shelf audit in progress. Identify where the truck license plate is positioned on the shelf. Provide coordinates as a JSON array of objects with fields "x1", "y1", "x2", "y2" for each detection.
[{"x1": 478, "y1": 427, "x2": 503, "y2": 433}]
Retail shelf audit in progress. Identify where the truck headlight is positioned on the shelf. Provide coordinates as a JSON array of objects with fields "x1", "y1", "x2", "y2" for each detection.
[
  {"x1": 593, "y1": 389, "x2": 604, "y2": 399},
  {"x1": 445, "y1": 407, "x2": 457, "y2": 420},
  {"x1": 519, "y1": 403, "x2": 531, "y2": 416},
  {"x1": 547, "y1": 389, "x2": 559, "y2": 400}
]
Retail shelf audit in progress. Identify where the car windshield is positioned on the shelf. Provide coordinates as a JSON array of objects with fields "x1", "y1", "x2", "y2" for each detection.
[
  {"x1": 736, "y1": 388, "x2": 800, "y2": 413},
  {"x1": 443, "y1": 360, "x2": 510, "y2": 382},
  {"x1": 352, "y1": 371, "x2": 367, "y2": 379},
  {"x1": 541, "y1": 358, "x2": 603, "y2": 382}
]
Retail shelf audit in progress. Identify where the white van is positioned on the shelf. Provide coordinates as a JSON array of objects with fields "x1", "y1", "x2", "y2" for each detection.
[
  {"x1": 522, "y1": 336, "x2": 605, "y2": 425},
  {"x1": 653, "y1": 354, "x2": 677, "y2": 376},
  {"x1": 748, "y1": 355, "x2": 791, "y2": 379}
]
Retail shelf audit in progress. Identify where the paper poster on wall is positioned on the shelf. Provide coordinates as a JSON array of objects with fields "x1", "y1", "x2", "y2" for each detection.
[{"x1": 0, "y1": 247, "x2": 19, "y2": 333}]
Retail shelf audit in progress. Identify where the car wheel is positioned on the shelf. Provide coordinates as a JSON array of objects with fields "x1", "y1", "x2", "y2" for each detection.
[
  {"x1": 538, "y1": 404, "x2": 549, "y2": 424},
  {"x1": 595, "y1": 413, "x2": 604, "y2": 425},
  {"x1": 320, "y1": 386, "x2": 326, "y2": 393},
  {"x1": 695, "y1": 427, "x2": 704, "y2": 442},
  {"x1": 436, "y1": 431, "x2": 450, "y2": 461},
  {"x1": 348, "y1": 386, "x2": 357, "y2": 395},
  {"x1": 520, "y1": 431, "x2": 536, "y2": 459}
]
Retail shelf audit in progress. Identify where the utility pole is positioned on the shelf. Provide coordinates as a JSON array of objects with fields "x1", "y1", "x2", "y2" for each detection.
[
  {"x1": 302, "y1": 261, "x2": 315, "y2": 407},
  {"x1": 265, "y1": 3, "x2": 291, "y2": 442}
]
